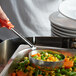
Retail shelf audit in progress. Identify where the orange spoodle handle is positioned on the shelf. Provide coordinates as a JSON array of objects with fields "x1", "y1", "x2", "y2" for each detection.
[{"x1": 0, "y1": 18, "x2": 14, "y2": 29}]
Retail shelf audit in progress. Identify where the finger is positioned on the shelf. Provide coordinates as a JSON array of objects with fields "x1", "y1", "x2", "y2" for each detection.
[{"x1": 0, "y1": 6, "x2": 9, "y2": 20}]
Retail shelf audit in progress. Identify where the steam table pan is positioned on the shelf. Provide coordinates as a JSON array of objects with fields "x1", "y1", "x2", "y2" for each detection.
[{"x1": 1, "y1": 45, "x2": 76, "y2": 76}]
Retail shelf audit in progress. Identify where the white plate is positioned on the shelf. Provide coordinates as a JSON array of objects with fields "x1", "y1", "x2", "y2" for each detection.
[
  {"x1": 59, "y1": 0, "x2": 76, "y2": 20},
  {"x1": 52, "y1": 27, "x2": 76, "y2": 37},
  {"x1": 49, "y1": 11, "x2": 76, "y2": 30},
  {"x1": 51, "y1": 23, "x2": 76, "y2": 34},
  {"x1": 51, "y1": 28, "x2": 67, "y2": 37},
  {"x1": 51, "y1": 32, "x2": 59, "y2": 37}
]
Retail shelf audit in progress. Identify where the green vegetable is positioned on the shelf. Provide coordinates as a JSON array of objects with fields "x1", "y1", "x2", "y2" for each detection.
[
  {"x1": 54, "y1": 54, "x2": 63, "y2": 60},
  {"x1": 72, "y1": 66, "x2": 76, "y2": 69},
  {"x1": 47, "y1": 51, "x2": 53, "y2": 54},
  {"x1": 47, "y1": 54, "x2": 50, "y2": 57},
  {"x1": 74, "y1": 60, "x2": 76, "y2": 63},
  {"x1": 19, "y1": 62, "x2": 25, "y2": 66},
  {"x1": 61, "y1": 68, "x2": 76, "y2": 76},
  {"x1": 35, "y1": 69, "x2": 39, "y2": 76},
  {"x1": 56, "y1": 69, "x2": 61, "y2": 73},
  {"x1": 24, "y1": 69, "x2": 28, "y2": 73},
  {"x1": 41, "y1": 51, "x2": 45, "y2": 54},
  {"x1": 61, "y1": 68, "x2": 68, "y2": 75},
  {"x1": 55, "y1": 73, "x2": 62, "y2": 76},
  {"x1": 13, "y1": 54, "x2": 76, "y2": 76},
  {"x1": 33, "y1": 55, "x2": 38, "y2": 59},
  {"x1": 74, "y1": 55, "x2": 76, "y2": 58},
  {"x1": 56, "y1": 55, "x2": 62, "y2": 60},
  {"x1": 44, "y1": 68, "x2": 50, "y2": 71},
  {"x1": 17, "y1": 66, "x2": 21, "y2": 70},
  {"x1": 19, "y1": 62, "x2": 26, "y2": 71},
  {"x1": 67, "y1": 72, "x2": 76, "y2": 76},
  {"x1": 53, "y1": 54, "x2": 58, "y2": 57},
  {"x1": 39, "y1": 70, "x2": 42, "y2": 75},
  {"x1": 41, "y1": 51, "x2": 46, "y2": 57},
  {"x1": 41, "y1": 55, "x2": 44, "y2": 60},
  {"x1": 66, "y1": 69, "x2": 70, "y2": 72}
]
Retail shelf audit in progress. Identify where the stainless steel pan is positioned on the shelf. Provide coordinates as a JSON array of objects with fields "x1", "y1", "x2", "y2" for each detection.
[
  {"x1": 1, "y1": 45, "x2": 76, "y2": 76},
  {"x1": 0, "y1": 37, "x2": 73, "y2": 73}
]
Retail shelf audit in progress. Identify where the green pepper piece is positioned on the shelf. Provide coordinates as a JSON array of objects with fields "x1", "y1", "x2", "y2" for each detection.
[
  {"x1": 35, "y1": 69, "x2": 39, "y2": 76},
  {"x1": 53, "y1": 54, "x2": 58, "y2": 57},
  {"x1": 24, "y1": 60, "x2": 29, "y2": 64},
  {"x1": 41, "y1": 55, "x2": 44, "y2": 60},
  {"x1": 20, "y1": 62, "x2": 26, "y2": 71},
  {"x1": 41, "y1": 51, "x2": 45, "y2": 54},
  {"x1": 45, "y1": 57, "x2": 48, "y2": 60},
  {"x1": 47, "y1": 54, "x2": 50, "y2": 57},
  {"x1": 56, "y1": 55, "x2": 62, "y2": 60},
  {"x1": 66, "y1": 69, "x2": 70, "y2": 72},
  {"x1": 24, "y1": 69, "x2": 28, "y2": 73},
  {"x1": 61, "y1": 68, "x2": 68, "y2": 75},
  {"x1": 19, "y1": 62, "x2": 25, "y2": 68},
  {"x1": 56, "y1": 69, "x2": 61, "y2": 73},
  {"x1": 74, "y1": 60, "x2": 76, "y2": 63},
  {"x1": 39, "y1": 70, "x2": 42, "y2": 75},
  {"x1": 55, "y1": 73, "x2": 62, "y2": 76},
  {"x1": 47, "y1": 51, "x2": 53, "y2": 54},
  {"x1": 33, "y1": 55, "x2": 38, "y2": 59},
  {"x1": 41, "y1": 51, "x2": 46, "y2": 57},
  {"x1": 67, "y1": 72, "x2": 76, "y2": 76},
  {"x1": 45, "y1": 68, "x2": 49, "y2": 71},
  {"x1": 74, "y1": 55, "x2": 76, "y2": 58},
  {"x1": 17, "y1": 66, "x2": 21, "y2": 70}
]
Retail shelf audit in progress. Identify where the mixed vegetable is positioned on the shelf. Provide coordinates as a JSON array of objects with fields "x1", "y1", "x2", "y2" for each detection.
[
  {"x1": 31, "y1": 51, "x2": 64, "y2": 62},
  {"x1": 11, "y1": 51, "x2": 76, "y2": 76}
]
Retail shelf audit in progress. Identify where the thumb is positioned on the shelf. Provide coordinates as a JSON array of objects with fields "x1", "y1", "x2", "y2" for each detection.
[{"x1": 0, "y1": 6, "x2": 9, "y2": 21}]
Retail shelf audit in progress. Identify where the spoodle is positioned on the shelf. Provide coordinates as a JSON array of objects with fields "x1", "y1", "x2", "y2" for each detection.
[
  {"x1": 0, "y1": 18, "x2": 65, "y2": 69},
  {"x1": 0, "y1": 18, "x2": 34, "y2": 48}
]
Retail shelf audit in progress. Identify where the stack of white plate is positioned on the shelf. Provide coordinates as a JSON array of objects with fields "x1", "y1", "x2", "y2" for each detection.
[{"x1": 49, "y1": 11, "x2": 76, "y2": 37}]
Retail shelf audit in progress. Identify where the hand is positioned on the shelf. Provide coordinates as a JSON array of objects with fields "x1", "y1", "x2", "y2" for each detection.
[
  {"x1": 0, "y1": 6, "x2": 9, "y2": 20},
  {"x1": 0, "y1": 6, "x2": 14, "y2": 29},
  {"x1": 0, "y1": 6, "x2": 9, "y2": 28}
]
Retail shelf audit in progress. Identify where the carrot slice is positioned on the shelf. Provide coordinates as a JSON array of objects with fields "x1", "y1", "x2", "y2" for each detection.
[
  {"x1": 38, "y1": 75, "x2": 43, "y2": 76},
  {"x1": 48, "y1": 57, "x2": 54, "y2": 61},
  {"x1": 17, "y1": 71, "x2": 28, "y2": 76},
  {"x1": 11, "y1": 73, "x2": 16, "y2": 76},
  {"x1": 37, "y1": 53, "x2": 41, "y2": 57},
  {"x1": 64, "y1": 58, "x2": 70, "y2": 62},
  {"x1": 64, "y1": 61, "x2": 74, "y2": 69},
  {"x1": 31, "y1": 54, "x2": 37, "y2": 57},
  {"x1": 37, "y1": 66, "x2": 41, "y2": 69}
]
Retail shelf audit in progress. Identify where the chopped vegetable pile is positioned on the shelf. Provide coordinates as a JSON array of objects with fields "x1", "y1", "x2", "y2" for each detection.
[
  {"x1": 11, "y1": 53, "x2": 76, "y2": 76},
  {"x1": 31, "y1": 51, "x2": 64, "y2": 62}
]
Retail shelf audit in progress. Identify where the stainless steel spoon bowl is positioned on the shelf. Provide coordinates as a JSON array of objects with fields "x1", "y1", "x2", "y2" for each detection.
[{"x1": 29, "y1": 50, "x2": 65, "y2": 69}]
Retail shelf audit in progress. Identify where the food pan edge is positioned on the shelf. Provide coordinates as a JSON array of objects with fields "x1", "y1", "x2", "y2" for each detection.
[{"x1": 1, "y1": 45, "x2": 76, "y2": 76}]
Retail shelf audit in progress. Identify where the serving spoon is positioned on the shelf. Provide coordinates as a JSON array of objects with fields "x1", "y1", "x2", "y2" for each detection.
[{"x1": 0, "y1": 18, "x2": 65, "y2": 69}]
